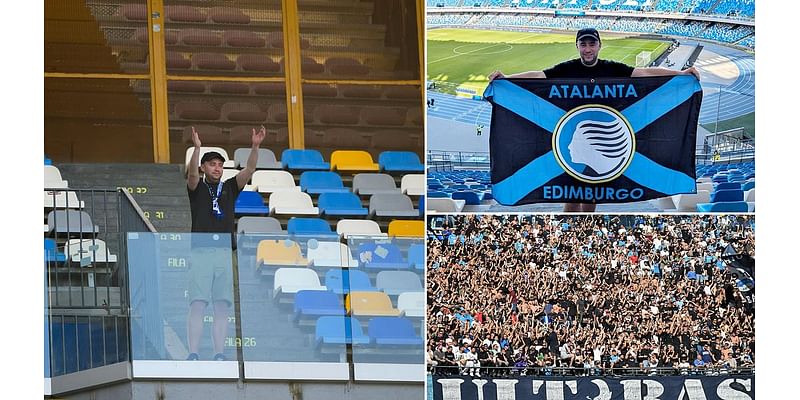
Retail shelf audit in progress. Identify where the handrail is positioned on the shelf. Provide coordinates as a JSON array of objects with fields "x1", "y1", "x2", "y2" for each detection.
[{"x1": 119, "y1": 189, "x2": 157, "y2": 233}]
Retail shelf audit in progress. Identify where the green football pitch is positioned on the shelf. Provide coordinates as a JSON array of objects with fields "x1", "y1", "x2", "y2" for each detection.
[{"x1": 427, "y1": 28, "x2": 671, "y2": 95}]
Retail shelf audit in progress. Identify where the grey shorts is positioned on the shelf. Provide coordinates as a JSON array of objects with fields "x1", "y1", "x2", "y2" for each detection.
[{"x1": 188, "y1": 247, "x2": 235, "y2": 306}]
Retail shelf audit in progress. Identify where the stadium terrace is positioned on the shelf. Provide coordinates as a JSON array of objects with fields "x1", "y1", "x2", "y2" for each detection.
[{"x1": 548, "y1": 84, "x2": 638, "y2": 99}]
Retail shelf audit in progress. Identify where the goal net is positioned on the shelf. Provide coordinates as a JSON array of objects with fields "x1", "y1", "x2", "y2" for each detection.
[{"x1": 636, "y1": 51, "x2": 653, "y2": 67}]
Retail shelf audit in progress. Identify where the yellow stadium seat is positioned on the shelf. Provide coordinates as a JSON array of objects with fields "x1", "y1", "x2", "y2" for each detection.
[
  {"x1": 256, "y1": 239, "x2": 309, "y2": 269},
  {"x1": 345, "y1": 291, "x2": 401, "y2": 317},
  {"x1": 388, "y1": 220, "x2": 424, "y2": 238},
  {"x1": 330, "y1": 150, "x2": 379, "y2": 172}
]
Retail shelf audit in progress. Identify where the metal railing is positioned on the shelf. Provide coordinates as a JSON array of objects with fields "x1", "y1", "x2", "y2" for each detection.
[
  {"x1": 427, "y1": 150, "x2": 491, "y2": 170},
  {"x1": 428, "y1": 365, "x2": 755, "y2": 377},
  {"x1": 45, "y1": 188, "x2": 155, "y2": 378}
]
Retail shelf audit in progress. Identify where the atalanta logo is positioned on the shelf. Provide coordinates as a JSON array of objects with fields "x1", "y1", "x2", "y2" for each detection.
[{"x1": 552, "y1": 104, "x2": 635, "y2": 183}]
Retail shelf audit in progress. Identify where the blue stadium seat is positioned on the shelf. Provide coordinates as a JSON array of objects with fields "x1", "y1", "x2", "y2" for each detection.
[
  {"x1": 44, "y1": 239, "x2": 66, "y2": 263},
  {"x1": 408, "y1": 243, "x2": 425, "y2": 270},
  {"x1": 315, "y1": 316, "x2": 369, "y2": 346},
  {"x1": 418, "y1": 196, "x2": 424, "y2": 217},
  {"x1": 299, "y1": 171, "x2": 349, "y2": 194},
  {"x1": 483, "y1": 192, "x2": 494, "y2": 201},
  {"x1": 287, "y1": 217, "x2": 339, "y2": 239},
  {"x1": 714, "y1": 182, "x2": 740, "y2": 191},
  {"x1": 741, "y1": 181, "x2": 755, "y2": 192},
  {"x1": 696, "y1": 202, "x2": 749, "y2": 212},
  {"x1": 356, "y1": 242, "x2": 409, "y2": 269},
  {"x1": 452, "y1": 191, "x2": 483, "y2": 205},
  {"x1": 281, "y1": 149, "x2": 330, "y2": 170},
  {"x1": 367, "y1": 317, "x2": 423, "y2": 345},
  {"x1": 378, "y1": 151, "x2": 424, "y2": 172},
  {"x1": 234, "y1": 191, "x2": 269, "y2": 215},
  {"x1": 710, "y1": 189, "x2": 744, "y2": 203},
  {"x1": 318, "y1": 192, "x2": 369, "y2": 216},
  {"x1": 427, "y1": 191, "x2": 449, "y2": 198},
  {"x1": 324, "y1": 269, "x2": 378, "y2": 295},
  {"x1": 294, "y1": 290, "x2": 345, "y2": 320}
]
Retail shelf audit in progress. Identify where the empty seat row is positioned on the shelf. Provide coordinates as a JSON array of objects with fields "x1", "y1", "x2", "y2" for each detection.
[
  {"x1": 315, "y1": 316, "x2": 422, "y2": 348},
  {"x1": 164, "y1": 80, "x2": 418, "y2": 100},
  {"x1": 238, "y1": 217, "x2": 389, "y2": 240},
  {"x1": 275, "y1": 269, "x2": 423, "y2": 301},
  {"x1": 296, "y1": 291, "x2": 423, "y2": 322},
  {"x1": 173, "y1": 101, "x2": 419, "y2": 127},
  {"x1": 223, "y1": 170, "x2": 423, "y2": 196},
  {"x1": 153, "y1": 52, "x2": 375, "y2": 76},
  {"x1": 239, "y1": 217, "x2": 420, "y2": 239},
  {"x1": 131, "y1": 28, "x2": 309, "y2": 49},
  {"x1": 256, "y1": 240, "x2": 424, "y2": 271},
  {"x1": 186, "y1": 147, "x2": 423, "y2": 173},
  {"x1": 235, "y1": 191, "x2": 421, "y2": 217}
]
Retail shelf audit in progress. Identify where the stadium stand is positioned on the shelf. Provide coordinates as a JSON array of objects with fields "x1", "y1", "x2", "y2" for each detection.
[{"x1": 427, "y1": 215, "x2": 755, "y2": 377}]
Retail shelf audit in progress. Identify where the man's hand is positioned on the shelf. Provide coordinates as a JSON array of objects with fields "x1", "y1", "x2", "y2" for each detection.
[
  {"x1": 488, "y1": 70, "x2": 505, "y2": 81},
  {"x1": 252, "y1": 125, "x2": 266, "y2": 147},
  {"x1": 682, "y1": 66, "x2": 700, "y2": 80},
  {"x1": 191, "y1": 126, "x2": 202, "y2": 148}
]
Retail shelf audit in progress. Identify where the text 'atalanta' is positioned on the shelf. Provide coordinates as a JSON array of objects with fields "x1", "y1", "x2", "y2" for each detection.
[{"x1": 549, "y1": 84, "x2": 638, "y2": 99}]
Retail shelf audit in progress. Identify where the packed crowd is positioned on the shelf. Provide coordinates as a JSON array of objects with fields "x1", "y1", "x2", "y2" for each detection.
[{"x1": 426, "y1": 215, "x2": 755, "y2": 377}]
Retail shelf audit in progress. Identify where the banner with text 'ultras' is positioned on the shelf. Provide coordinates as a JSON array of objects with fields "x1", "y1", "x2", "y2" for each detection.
[
  {"x1": 433, "y1": 375, "x2": 754, "y2": 400},
  {"x1": 484, "y1": 76, "x2": 702, "y2": 205}
]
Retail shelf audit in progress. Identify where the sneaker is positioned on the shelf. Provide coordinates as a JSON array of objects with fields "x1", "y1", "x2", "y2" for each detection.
[
  {"x1": 186, "y1": 353, "x2": 199, "y2": 361},
  {"x1": 213, "y1": 353, "x2": 227, "y2": 361}
]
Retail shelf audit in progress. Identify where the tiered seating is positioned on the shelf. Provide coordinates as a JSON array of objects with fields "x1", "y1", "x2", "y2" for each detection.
[{"x1": 427, "y1": 170, "x2": 495, "y2": 212}]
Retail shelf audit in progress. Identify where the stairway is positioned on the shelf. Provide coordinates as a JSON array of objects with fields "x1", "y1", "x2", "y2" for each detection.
[{"x1": 57, "y1": 163, "x2": 191, "y2": 233}]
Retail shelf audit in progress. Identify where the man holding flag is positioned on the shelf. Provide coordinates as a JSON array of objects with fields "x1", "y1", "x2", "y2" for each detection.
[{"x1": 487, "y1": 28, "x2": 701, "y2": 212}]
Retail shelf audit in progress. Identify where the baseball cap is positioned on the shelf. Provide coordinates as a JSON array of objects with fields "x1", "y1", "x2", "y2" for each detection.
[
  {"x1": 201, "y1": 151, "x2": 225, "y2": 164},
  {"x1": 576, "y1": 28, "x2": 600, "y2": 43}
]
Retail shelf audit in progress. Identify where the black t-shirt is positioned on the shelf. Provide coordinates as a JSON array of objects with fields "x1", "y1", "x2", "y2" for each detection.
[
  {"x1": 543, "y1": 59, "x2": 635, "y2": 79},
  {"x1": 188, "y1": 178, "x2": 242, "y2": 246}
]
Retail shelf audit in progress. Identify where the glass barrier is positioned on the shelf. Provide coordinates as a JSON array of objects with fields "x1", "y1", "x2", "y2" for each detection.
[
  {"x1": 126, "y1": 232, "x2": 238, "y2": 378},
  {"x1": 237, "y1": 233, "x2": 351, "y2": 379},
  {"x1": 346, "y1": 236, "x2": 425, "y2": 380}
]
